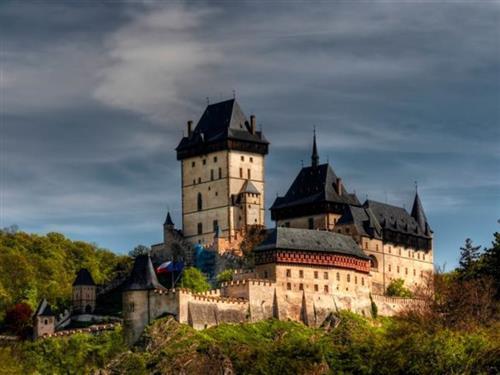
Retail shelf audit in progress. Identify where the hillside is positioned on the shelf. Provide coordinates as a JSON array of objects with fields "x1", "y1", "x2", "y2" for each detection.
[
  {"x1": 103, "y1": 313, "x2": 499, "y2": 375},
  {"x1": 0, "y1": 228, "x2": 130, "y2": 319}
]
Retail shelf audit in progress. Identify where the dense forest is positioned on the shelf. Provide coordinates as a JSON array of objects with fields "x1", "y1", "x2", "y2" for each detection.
[{"x1": 0, "y1": 227, "x2": 130, "y2": 321}]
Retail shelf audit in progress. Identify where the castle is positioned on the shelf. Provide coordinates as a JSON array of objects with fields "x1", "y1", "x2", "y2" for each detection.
[
  {"x1": 33, "y1": 99, "x2": 434, "y2": 343},
  {"x1": 123, "y1": 99, "x2": 434, "y2": 343}
]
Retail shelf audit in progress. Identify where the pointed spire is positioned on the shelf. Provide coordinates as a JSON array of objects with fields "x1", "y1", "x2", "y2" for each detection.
[
  {"x1": 411, "y1": 188, "x2": 430, "y2": 235},
  {"x1": 164, "y1": 212, "x2": 174, "y2": 227},
  {"x1": 311, "y1": 127, "x2": 319, "y2": 167},
  {"x1": 122, "y1": 254, "x2": 165, "y2": 291}
]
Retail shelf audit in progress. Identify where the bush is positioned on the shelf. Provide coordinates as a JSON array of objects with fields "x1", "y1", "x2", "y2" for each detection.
[
  {"x1": 4, "y1": 303, "x2": 32, "y2": 337},
  {"x1": 216, "y1": 269, "x2": 234, "y2": 287},
  {"x1": 180, "y1": 267, "x2": 210, "y2": 293},
  {"x1": 17, "y1": 326, "x2": 126, "y2": 373},
  {"x1": 386, "y1": 279, "x2": 412, "y2": 298}
]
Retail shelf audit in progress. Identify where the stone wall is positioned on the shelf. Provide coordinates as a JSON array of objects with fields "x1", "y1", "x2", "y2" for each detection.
[{"x1": 123, "y1": 280, "x2": 421, "y2": 343}]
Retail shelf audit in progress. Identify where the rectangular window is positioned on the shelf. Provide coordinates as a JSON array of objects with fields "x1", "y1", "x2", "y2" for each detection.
[
  {"x1": 218, "y1": 167, "x2": 222, "y2": 179},
  {"x1": 314, "y1": 271, "x2": 318, "y2": 279},
  {"x1": 336, "y1": 272, "x2": 340, "y2": 281},
  {"x1": 241, "y1": 156, "x2": 245, "y2": 161},
  {"x1": 413, "y1": 269, "x2": 416, "y2": 276},
  {"x1": 324, "y1": 285, "x2": 329, "y2": 293},
  {"x1": 203, "y1": 159, "x2": 206, "y2": 165},
  {"x1": 299, "y1": 283, "x2": 303, "y2": 291},
  {"x1": 286, "y1": 269, "x2": 291, "y2": 277},
  {"x1": 347, "y1": 274, "x2": 351, "y2": 283},
  {"x1": 308, "y1": 217, "x2": 314, "y2": 229},
  {"x1": 365, "y1": 242, "x2": 368, "y2": 249},
  {"x1": 192, "y1": 161, "x2": 195, "y2": 167},
  {"x1": 213, "y1": 220, "x2": 218, "y2": 232},
  {"x1": 299, "y1": 270, "x2": 304, "y2": 278},
  {"x1": 197, "y1": 223, "x2": 203, "y2": 235},
  {"x1": 388, "y1": 265, "x2": 391, "y2": 272},
  {"x1": 239, "y1": 168, "x2": 243, "y2": 178},
  {"x1": 247, "y1": 169, "x2": 251, "y2": 179},
  {"x1": 286, "y1": 282, "x2": 291, "y2": 290},
  {"x1": 361, "y1": 277, "x2": 365, "y2": 286},
  {"x1": 213, "y1": 156, "x2": 218, "y2": 163},
  {"x1": 250, "y1": 157, "x2": 253, "y2": 162},
  {"x1": 324, "y1": 272, "x2": 328, "y2": 280},
  {"x1": 210, "y1": 169, "x2": 214, "y2": 180},
  {"x1": 314, "y1": 284, "x2": 319, "y2": 292},
  {"x1": 345, "y1": 227, "x2": 350, "y2": 234},
  {"x1": 405, "y1": 268, "x2": 408, "y2": 275},
  {"x1": 397, "y1": 266, "x2": 400, "y2": 273}
]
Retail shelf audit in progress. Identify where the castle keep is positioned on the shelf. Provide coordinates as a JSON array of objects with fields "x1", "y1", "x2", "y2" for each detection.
[{"x1": 124, "y1": 98, "x2": 434, "y2": 343}]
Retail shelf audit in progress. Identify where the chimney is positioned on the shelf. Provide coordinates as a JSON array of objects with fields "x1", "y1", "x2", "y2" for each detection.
[
  {"x1": 336, "y1": 177, "x2": 343, "y2": 196},
  {"x1": 187, "y1": 120, "x2": 193, "y2": 137},
  {"x1": 250, "y1": 115, "x2": 256, "y2": 134}
]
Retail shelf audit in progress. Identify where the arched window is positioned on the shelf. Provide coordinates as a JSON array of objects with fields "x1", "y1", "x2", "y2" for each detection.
[
  {"x1": 369, "y1": 255, "x2": 379, "y2": 271},
  {"x1": 197, "y1": 193, "x2": 203, "y2": 211}
]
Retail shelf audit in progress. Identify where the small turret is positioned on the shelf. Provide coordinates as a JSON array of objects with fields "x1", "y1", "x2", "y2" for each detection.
[
  {"x1": 33, "y1": 299, "x2": 55, "y2": 339},
  {"x1": 72, "y1": 268, "x2": 96, "y2": 315},
  {"x1": 164, "y1": 212, "x2": 174, "y2": 229},
  {"x1": 122, "y1": 254, "x2": 165, "y2": 344}
]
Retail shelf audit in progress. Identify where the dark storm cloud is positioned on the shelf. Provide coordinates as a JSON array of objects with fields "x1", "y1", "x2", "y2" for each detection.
[{"x1": 1, "y1": 1, "x2": 499, "y2": 263}]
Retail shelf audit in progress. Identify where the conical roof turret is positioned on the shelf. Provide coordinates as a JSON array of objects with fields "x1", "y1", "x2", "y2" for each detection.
[
  {"x1": 122, "y1": 254, "x2": 165, "y2": 291},
  {"x1": 164, "y1": 212, "x2": 174, "y2": 227},
  {"x1": 411, "y1": 191, "x2": 431, "y2": 235}
]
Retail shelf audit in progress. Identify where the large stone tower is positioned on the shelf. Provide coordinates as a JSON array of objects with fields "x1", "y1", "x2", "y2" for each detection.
[{"x1": 176, "y1": 99, "x2": 269, "y2": 248}]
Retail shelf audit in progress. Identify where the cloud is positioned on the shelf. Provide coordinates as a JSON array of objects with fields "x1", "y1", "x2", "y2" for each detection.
[{"x1": 1, "y1": 1, "x2": 499, "y2": 265}]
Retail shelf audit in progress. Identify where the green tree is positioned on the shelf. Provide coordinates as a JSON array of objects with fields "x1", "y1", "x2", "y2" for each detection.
[
  {"x1": 129, "y1": 245, "x2": 150, "y2": 258},
  {"x1": 180, "y1": 267, "x2": 210, "y2": 293},
  {"x1": 458, "y1": 238, "x2": 482, "y2": 279},
  {"x1": 386, "y1": 279, "x2": 412, "y2": 297},
  {"x1": 216, "y1": 269, "x2": 234, "y2": 287}
]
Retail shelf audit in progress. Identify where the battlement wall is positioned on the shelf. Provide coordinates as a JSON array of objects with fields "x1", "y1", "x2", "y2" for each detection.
[{"x1": 371, "y1": 294, "x2": 423, "y2": 316}]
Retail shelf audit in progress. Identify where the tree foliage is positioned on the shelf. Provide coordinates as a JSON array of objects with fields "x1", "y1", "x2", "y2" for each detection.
[
  {"x1": 4, "y1": 302, "x2": 32, "y2": 337},
  {"x1": 180, "y1": 267, "x2": 210, "y2": 293},
  {"x1": 386, "y1": 278, "x2": 412, "y2": 298},
  {"x1": 0, "y1": 229, "x2": 130, "y2": 320},
  {"x1": 129, "y1": 244, "x2": 150, "y2": 258},
  {"x1": 216, "y1": 269, "x2": 234, "y2": 287}
]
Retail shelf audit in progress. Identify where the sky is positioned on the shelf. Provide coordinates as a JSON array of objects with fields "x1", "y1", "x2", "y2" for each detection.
[{"x1": 1, "y1": 1, "x2": 499, "y2": 269}]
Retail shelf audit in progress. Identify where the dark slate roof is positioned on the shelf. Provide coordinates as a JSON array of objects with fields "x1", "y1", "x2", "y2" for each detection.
[
  {"x1": 122, "y1": 254, "x2": 165, "y2": 291},
  {"x1": 240, "y1": 180, "x2": 260, "y2": 195},
  {"x1": 34, "y1": 299, "x2": 54, "y2": 317},
  {"x1": 339, "y1": 200, "x2": 431, "y2": 239},
  {"x1": 176, "y1": 99, "x2": 269, "y2": 158},
  {"x1": 337, "y1": 205, "x2": 378, "y2": 238},
  {"x1": 255, "y1": 227, "x2": 369, "y2": 260},
  {"x1": 270, "y1": 163, "x2": 360, "y2": 211},
  {"x1": 73, "y1": 268, "x2": 95, "y2": 286},
  {"x1": 411, "y1": 192, "x2": 431, "y2": 235},
  {"x1": 164, "y1": 212, "x2": 174, "y2": 226}
]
